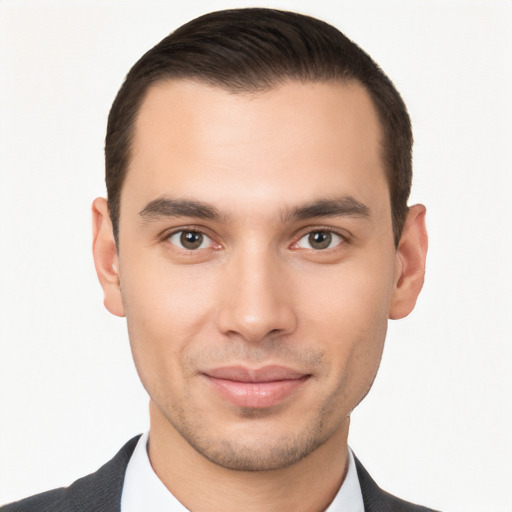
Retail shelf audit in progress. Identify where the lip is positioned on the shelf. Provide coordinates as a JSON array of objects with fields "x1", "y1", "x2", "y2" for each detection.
[{"x1": 202, "y1": 365, "x2": 310, "y2": 409}]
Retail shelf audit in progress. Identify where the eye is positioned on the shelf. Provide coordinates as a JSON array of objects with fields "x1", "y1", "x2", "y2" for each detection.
[
  {"x1": 167, "y1": 230, "x2": 213, "y2": 250},
  {"x1": 295, "y1": 230, "x2": 344, "y2": 250}
]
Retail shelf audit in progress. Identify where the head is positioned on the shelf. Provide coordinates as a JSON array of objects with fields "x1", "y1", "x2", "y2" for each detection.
[
  {"x1": 93, "y1": 8, "x2": 427, "y2": 473},
  {"x1": 105, "y1": 8, "x2": 413, "y2": 247}
]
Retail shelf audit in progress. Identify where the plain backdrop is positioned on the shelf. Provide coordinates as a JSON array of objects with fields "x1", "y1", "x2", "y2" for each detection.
[{"x1": 0, "y1": 1, "x2": 511, "y2": 511}]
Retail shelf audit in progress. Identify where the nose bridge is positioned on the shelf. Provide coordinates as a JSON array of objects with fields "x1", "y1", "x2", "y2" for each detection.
[{"x1": 217, "y1": 242, "x2": 297, "y2": 342}]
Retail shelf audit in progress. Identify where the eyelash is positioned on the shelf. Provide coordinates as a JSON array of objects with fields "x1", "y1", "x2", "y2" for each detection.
[
  {"x1": 161, "y1": 226, "x2": 348, "y2": 253},
  {"x1": 162, "y1": 228, "x2": 219, "y2": 251},
  {"x1": 291, "y1": 227, "x2": 347, "y2": 251}
]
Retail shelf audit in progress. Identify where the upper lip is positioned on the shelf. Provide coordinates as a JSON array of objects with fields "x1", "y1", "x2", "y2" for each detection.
[{"x1": 203, "y1": 365, "x2": 308, "y2": 383}]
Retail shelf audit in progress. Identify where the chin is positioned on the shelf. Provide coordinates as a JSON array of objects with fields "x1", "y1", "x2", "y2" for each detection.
[
  {"x1": 166, "y1": 408, "x2": 337, "y2": 472},
  {"x1": 192, "y1": 433, "x2": 326, "y2": 472}
]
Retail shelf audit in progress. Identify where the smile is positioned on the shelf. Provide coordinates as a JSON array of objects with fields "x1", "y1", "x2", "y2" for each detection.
[{"x1": 202, "y1": 365, "x2": 310, "y2": 409}]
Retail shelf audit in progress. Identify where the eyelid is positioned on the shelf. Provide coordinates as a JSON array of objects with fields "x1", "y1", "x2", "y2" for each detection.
[
  {"x1": 160, "y1": 225, "x2": 221, "y2": 250},
  {"x1": 157, "y1": 224, "x2": 349, "y2": 251},
  {"x1": 169, "y1": 231, "x2": 212, "y2": 250},
  {"x1": 290, "y1": 226, "x2": 349, "y2": 250}
]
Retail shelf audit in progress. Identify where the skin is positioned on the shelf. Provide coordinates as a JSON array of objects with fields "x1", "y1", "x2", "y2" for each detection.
[{"x1": 93, "y1": 79, "x2": 427, "y2": 511}]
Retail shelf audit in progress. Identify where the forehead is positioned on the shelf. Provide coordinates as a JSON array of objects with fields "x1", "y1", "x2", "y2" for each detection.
[{"x1": 123, "y1": 79, "x2": 388, "y2": 218}]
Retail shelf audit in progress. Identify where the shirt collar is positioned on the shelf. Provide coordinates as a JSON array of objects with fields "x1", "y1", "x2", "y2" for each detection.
[{"x1": 121, "y1": 432, "x2": 364, "y2": 512}]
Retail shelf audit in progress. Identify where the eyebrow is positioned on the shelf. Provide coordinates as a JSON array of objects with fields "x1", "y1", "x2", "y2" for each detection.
[
  {"x1": 139, "y1": 195, "x2": 370, "y2": 223},
  {"x1": 139, "y1": 197, "x2": 223, "y2": 221},
  {"x1": 287, "y1": 197, "x2": 370, "y2": 222}
]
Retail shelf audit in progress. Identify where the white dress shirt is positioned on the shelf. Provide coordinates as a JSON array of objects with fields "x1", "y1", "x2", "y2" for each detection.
[{"x1": 121, "y1": 432, "x2": 364, "y2": 512}]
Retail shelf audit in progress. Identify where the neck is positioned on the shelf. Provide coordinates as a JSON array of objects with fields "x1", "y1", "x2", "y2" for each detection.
[{"x1": 147, "y1": 401, "x2": 350, "y2": 512}]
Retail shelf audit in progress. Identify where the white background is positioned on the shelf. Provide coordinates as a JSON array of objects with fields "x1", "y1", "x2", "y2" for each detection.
[{"x1": 0, "y1": 1, "x2": 511, "y2": 510}]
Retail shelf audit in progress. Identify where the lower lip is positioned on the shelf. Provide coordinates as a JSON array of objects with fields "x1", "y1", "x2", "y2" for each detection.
[{"x1": 205, "y1": 376, "x2": 309, "y2": 409}]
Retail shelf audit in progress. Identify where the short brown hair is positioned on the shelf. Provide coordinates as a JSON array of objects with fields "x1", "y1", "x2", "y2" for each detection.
[{"x1": 105, "y1": 8, "x2": 412, "y2": 245}]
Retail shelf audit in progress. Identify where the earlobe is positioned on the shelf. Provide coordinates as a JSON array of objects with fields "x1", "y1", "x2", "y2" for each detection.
[
  {"x1": 389, "y1": 204, "x2": 428, "y2": 320},
  {"x1": 92, "y1": 197, "x2": 125, "y2": 317}
]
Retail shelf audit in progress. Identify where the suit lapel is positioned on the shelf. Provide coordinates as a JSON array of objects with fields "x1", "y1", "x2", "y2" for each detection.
[
  {"x1": 355, "y1": 455, "x2": 392, "y2": 512},
  {"x1": 354, "y1": 455, "x2": 440, "y2": 512},
  {"x1": 63, "y1": 435, "x2": 140, "y2": 512}
]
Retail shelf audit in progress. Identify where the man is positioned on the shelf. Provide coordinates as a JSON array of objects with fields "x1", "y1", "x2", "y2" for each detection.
[{"x1": 1, "y1": 7, "x2": 433, "y2": 512}]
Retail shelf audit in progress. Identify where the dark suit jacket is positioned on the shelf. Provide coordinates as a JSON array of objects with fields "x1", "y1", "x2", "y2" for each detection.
[{"x1": 1, "y1": 436, "x2": 440, "y2": 512}]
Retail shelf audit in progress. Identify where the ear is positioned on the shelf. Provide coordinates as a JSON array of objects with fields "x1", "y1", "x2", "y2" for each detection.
[
  {"x1": 92, "y1": 197, "x2": 125, "y2": 317},
  {"x1": 389, "y1": 204, "x2": 428, "y2": 320}
]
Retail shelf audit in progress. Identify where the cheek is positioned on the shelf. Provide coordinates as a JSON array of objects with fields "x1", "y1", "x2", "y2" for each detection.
[
  {"x1": 299, "y1": 255, "x2": 395, "y2": 332},
  {"x1": 120, "y1": 250, "x2": 218, "y2": 332},
  {"x1": 119, "y1": 257, "x2": 218, "y2": 389},
  {"x1": 297, "y1": 256, "x2": 393, "y2": 387}
]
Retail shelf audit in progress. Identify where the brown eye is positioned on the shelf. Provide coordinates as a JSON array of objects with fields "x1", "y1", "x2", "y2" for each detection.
[
  {"x1": 168, "y1": 230, "x2": 210, "y2": 250},
  {"x1": 309, "y1": 231, "x2": 332, "y2": 249},
  {"x1": 296, "y1": 230, "x2": 344, "y2": 250}
]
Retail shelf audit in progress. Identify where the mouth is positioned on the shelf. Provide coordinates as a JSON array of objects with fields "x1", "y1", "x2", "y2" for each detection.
[{"x1": 202, "y1": 365, "x2": 311, "y2": 409}]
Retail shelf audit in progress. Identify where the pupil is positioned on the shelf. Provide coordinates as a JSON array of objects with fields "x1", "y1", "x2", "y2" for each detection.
[
  {"x1": 181, "y1": 231, "x2": 203, "y2": 249},
  {"x1": 309, "y1": 231, "x2": 331, "y2": 250}
]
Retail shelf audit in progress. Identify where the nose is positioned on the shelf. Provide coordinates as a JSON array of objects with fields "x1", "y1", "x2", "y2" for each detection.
[{"x1": 217, "y1": 247, "x2": 297, "y2": 343}]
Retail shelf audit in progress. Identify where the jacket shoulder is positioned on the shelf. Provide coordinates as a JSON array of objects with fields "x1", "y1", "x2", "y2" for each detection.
[
  {"x1": 0, "y1": 436, "x2": 140, "y2": 512},
  {"x1": 375, "y1": 487, "x2": 441, "y2": 512},
  {"x1": 0, "y1": 488, "x2": 68, "y2": 512},
  {"x1": 354, "y1": 455, "x2": 442, "y2": 512}
]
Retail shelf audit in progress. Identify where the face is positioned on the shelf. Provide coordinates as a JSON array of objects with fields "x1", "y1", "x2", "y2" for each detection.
[{"x1": 98, "y1": 79, "x2": 416, "y2": 471}]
